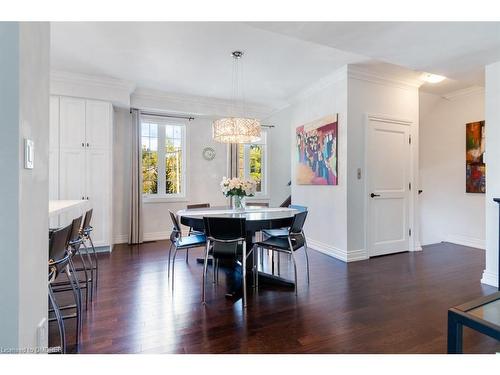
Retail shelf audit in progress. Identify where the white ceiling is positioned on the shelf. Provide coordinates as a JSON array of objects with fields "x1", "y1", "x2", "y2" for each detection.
[
  {"x1": 249, "y1": 22, "x2": 500, "y2": 92},
  {"x1": 51, "y1": 22, "x2": 500, "y2": 109},
  {"x1": 50, "y1": 22, "x2": 367, "y2": 109}
]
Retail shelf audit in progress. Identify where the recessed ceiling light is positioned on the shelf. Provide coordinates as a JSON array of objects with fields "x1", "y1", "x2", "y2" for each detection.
[{"x1": 421, "y1": 73, "x2": 446, "y2": 84}]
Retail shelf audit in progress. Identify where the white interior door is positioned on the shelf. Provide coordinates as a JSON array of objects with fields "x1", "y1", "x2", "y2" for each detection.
[
  {"x1": 367, "y1": 117, "x2": 411, "y2": 257},
  {"x1": 49, "y1": 96, "x2": 60, "y2": 228}
]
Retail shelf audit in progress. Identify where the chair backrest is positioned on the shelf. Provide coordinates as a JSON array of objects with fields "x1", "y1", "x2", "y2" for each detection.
[
  {"x1": 289, "y1": 204, "x2": 307, "y2": 212},
  {"x1": 203, "y1": 217, "x2": 246, "y2": 242},
  {"x1": 246, "y1": 202, "x2": 269, "y2": 207},
  {"x1": 49, "y1": 223, "x2": 72, "y2": 273},
  {"x1": 187, "y1": 203, "x2": 210, "y2": 209},
  {"x1": 289, "y1": 210, "x2": 308, "y2": 235},
  {"x1": 68, "y1": 215, "x2": 83, "y2": 246},
  {"x1": 169, "y1": 211, "x2": 182, "y2": 242},
  {"x1": 82, "y1": 208, "x2": 93, "y2": 230}
]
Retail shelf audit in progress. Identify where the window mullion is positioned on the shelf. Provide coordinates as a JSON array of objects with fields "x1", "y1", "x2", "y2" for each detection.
[{"x1": 158, "y1": 125, "x2": 167, "y2": 195}]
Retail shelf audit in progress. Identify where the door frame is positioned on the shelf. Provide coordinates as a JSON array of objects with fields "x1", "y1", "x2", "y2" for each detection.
[{"x1": 364, "y1": 113, "x2": 418, "y2": 257}]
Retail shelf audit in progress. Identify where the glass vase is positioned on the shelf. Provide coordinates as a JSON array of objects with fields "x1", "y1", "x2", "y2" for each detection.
[{"x1": 232, "y1": 195, "x2": 245, "y2": 210}]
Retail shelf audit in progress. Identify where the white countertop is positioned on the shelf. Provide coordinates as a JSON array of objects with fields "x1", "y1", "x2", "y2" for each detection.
[{"x1": 49, "y1": 200, "x2": 88, "y2": 217}]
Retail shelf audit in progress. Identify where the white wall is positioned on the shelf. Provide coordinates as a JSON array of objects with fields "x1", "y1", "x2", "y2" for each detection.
[
  {"x1": 113, "y1": 109, "x2": 229, "y2": 242},
  {"x1": 483, "y1": 61, "x2": 500, "y2": 288},
  {"x1": 346, "y1": 71, "x2": 420, "y2": 258},
  {"x1": 0, "y1": 22, "x2": 50, "y2": 351},
  {"x1": 266, "y1": 68, "x2": 349, "y2": 259},
  {"x1": 419, "y1": 90, "x2": 485, "y2": 248}
]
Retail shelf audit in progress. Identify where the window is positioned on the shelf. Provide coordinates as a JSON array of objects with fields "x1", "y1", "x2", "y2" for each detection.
[
  {"x1": 141, "y1": 115, "x2": 186, "y2": 200},
  {"x1": 237, "y1": 131, "x2": 267, "y2": 196}
]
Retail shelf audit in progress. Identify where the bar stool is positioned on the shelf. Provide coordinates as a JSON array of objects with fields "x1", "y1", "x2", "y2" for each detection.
[
  {"x1": 48, "y1": 223, "x2": 74, "y2": 354},
  {"x1": 80, "y1": 209, "x2": 98, "y2": 291}
]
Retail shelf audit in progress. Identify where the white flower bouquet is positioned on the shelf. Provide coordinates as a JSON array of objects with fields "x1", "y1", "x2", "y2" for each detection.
[{"x1": 220, "y1": 176, "x2": 257, "y2": 198}]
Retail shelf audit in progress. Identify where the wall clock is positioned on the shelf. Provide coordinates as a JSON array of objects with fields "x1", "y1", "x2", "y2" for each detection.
[{"x1": 202, "y1": 147, "x2": 216, "y2": 161}]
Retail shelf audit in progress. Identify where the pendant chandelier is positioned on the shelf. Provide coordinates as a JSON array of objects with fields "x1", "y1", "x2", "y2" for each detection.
[{"x1": 212, "y1": 51, "x2": 261, "y2": 144}]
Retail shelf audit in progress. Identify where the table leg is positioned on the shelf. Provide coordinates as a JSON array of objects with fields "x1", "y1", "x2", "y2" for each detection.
[{"x1": 447, "y1": 311, "x2": 463, "y2": 354}]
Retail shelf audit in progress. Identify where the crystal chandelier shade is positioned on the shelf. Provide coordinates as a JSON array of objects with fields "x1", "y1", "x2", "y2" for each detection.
[{"x1": 212, "y1": 51, "x2": 261, "y2": 144}]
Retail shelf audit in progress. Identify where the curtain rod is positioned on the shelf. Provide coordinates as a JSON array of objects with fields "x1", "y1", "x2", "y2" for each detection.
[
  {"x1": 131, "y1": 108, "x2": 195, "y2": 121},
  {"x1": 131, "y1": 108, "x2": 274, "y2": 128}
]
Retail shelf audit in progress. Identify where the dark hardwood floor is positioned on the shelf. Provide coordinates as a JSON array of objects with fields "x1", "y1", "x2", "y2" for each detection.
[{"x1": 49, "y1": 241, "x2": 499, "y2": 354}]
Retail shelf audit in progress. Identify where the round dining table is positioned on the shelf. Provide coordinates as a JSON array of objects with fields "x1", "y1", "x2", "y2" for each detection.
[{"x1": 176, "y1": 206, "x2": 302, "y2": 288}]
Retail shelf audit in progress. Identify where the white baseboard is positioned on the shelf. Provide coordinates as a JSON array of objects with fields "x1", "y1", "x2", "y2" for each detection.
[
  {"x1": 113, "y1": 234, "x2": 128, "y2": 244},
  {"x1": 445, "y1": 234, "x2": 485, "y2": 250},
  {"x1": 481, "y1": 269, "x2": 498, "y2": 288},
  {"x1": 307, "y1": 239, "x2": 368, "y2": 263}
]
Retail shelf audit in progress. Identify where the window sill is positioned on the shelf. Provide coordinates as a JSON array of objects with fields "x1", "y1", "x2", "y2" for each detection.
[{"x1": 143, "y1": 195, "x2": 188, "y2": 204}]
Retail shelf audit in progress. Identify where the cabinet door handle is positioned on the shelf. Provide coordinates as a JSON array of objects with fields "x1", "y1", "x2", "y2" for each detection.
[
  {"x1": 82, "y1": 142, "x2": 84, "y2": 147},
  {"x1": 86, "y1": 143, "x2": 90, "y2": 147},
  {"x1": 370, "y1": 193, "x2": 381, "y2": 198},
  {"x1": 86, "y1": 197, "x2": 89, "y2": 200},
  {"x1": 81, "y1": 196, "x2": 85, "y2": 200}
]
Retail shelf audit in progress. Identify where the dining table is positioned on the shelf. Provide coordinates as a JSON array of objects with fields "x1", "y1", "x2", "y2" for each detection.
[{"x1": 176, "y1": 206, "x2": 302, "y2": 288}]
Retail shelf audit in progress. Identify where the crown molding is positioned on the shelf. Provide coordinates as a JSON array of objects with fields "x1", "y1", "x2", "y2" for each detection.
[
  {"x1": 287, "y1": 66, "x2": 348, "y2": 105},
  {"x1": 348, "y1": 65, "x2": 422, "y2": 91},
  {"x1": 131, "y1": 87, "x2": 276, "y2": 119},
  {"x1": 50, "y1": 70, "x2": 135, "y2": 107},
  {"x1": 441, "y1": 85, "x2": 484, "y2": 100}
]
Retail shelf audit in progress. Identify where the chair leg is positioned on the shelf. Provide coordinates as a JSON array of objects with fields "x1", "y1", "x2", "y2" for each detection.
[
  {"x1": 81, "y1": 242, "x2": 94, "y2": 302},
  {"x1": 271, "y1": 250, "x2": 275, "y2": 275},
  {"x1": 289, "y1": 251, "x2": 298, "y2": 296},
  {"x1": 277, "y1": 252, "x2": 281, "y2": 276},
  {"x1": 201, "y1": 241, "x2": 211, "y2": 304},
  {"x1": 303, "y1": 233, "x2": 310, "y2": 284},
  {"x1": 76, "y1": 250, "x2": 90, "y2": 308},
  {"x1": 68, "y1": 259, "x2": 84, "y2": 339},
  {"x1": 64, "y1": 265, "x2": 80, "y2": 349},
  {"x1": 185, "y1": 248, "x2": 189, "y2": 263},
  {"x1": 253, "y1": 244, "x2": 258, "y2": 289},
  {"x1": 167, "y1": 242, "x2": 173, "y2": 277},
  {"x1": 87, "y1": 235, "x2": 99, "y2": 291},
  {"x1": 48, "y1": 284, "x2": 66, "y2": 354},
  {"x1": 171, "y1": 246, "x2": 179, "y2": 291},
  {"x1": 242, "y1": 240, "x2": 247, "y2": 307}
]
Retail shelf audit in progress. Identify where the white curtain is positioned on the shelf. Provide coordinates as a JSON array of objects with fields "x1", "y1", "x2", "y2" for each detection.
[{"x1": 129, "y1": 109, "x2": 143, "y2": 244}]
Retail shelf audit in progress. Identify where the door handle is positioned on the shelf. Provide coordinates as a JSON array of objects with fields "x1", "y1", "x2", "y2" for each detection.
[{"x1": 370, "y1": 193, "x2": 381, "y2": 198}]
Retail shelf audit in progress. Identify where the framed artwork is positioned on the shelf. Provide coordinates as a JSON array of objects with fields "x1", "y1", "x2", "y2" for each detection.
[
  {"x1": 466, "y1": 120, "x2": 485, "y2": 193},
  {"x1": 296, "y1": 114, "x2": 338, "y2": 185}
]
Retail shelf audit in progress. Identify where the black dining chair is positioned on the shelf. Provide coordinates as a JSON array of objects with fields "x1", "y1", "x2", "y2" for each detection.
[
  {"x1": 260, "y1": 204, "x2": 309, "y2": 274},
  {"x1": 201, "y1": 216, "x2": 255, "y2": 307},
  {"x1": 168, "y1": 211, "x2": 207, "y2": 288},
  {"x1": 185, "y1": 203, "x2": 210, "y2": 259},
  {"x1": 254, "y1": 210, "x2": 309, "y2": 294},
  {"x1": 48, "y1": 223, "x2": 74, "y2": 354}
]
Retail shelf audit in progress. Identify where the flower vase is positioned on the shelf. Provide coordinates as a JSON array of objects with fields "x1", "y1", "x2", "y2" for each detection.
[{"x1": 232, "y1": 195, "x2": 245, "y2": 210}]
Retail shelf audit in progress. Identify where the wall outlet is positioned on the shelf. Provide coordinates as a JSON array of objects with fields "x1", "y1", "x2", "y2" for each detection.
[{"x1": 37, "y1": 317, "x2": 48, "y2": 350}]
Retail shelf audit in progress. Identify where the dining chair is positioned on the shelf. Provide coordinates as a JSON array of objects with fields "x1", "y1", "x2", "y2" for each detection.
[
  {"x1": 260, "y1": 205, "x2": 308, "y2": 274},
  {"x1": 201, "y1": 216, "x2": 255, "y2": 307},
  {"x1": 254, "y1": 210, "x2": 309, "y2": 295},
  {"x1": 47, "y1": 223, "x2": 74, "y2": 354},
  {"x1": 186, "y1": 203, "x2": 210, "y2": 252},
  {"x1": 168, "y1": 211, "x2": 207, "y2": 289}
]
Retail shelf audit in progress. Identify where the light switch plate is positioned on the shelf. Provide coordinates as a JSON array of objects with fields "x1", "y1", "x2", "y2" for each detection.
[{"x1": 24, "y1": 138, "x2": 34, "y2": 169}]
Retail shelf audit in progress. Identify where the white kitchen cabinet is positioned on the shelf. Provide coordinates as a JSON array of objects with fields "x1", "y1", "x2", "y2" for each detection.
[{"x1": 49, "y1": 95, "x2": 113, "y2": 249}]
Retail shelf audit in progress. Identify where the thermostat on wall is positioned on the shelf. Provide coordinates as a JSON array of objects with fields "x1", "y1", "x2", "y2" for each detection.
[{"x1": 24, "y1": 138, "x2": 34, "y2": 169}]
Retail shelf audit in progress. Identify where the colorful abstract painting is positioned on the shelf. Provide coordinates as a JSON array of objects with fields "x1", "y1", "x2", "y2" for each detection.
[
  {"x1": 296, "y1": 115, "x2": 338, "y2": 185},
  {"x1": 466, "y1": 121, "x2": 485, "y2": 193}
]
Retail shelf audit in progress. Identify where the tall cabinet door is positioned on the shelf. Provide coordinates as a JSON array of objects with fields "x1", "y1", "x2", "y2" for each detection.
[
  {"x1": 86, "y1": 148, "x2": 110, "y2": 247},
  {"x1": 60, "y1": 97, "x2": 86, "y2": 149},
  {"x1": 86, "y1": 100, "x2": 111, "y2": 150}
]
